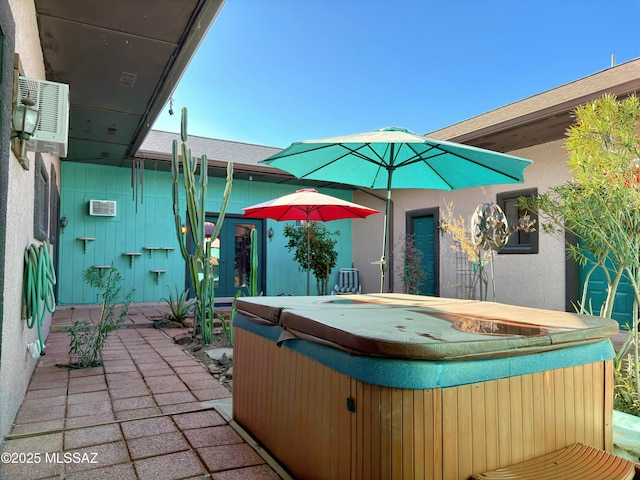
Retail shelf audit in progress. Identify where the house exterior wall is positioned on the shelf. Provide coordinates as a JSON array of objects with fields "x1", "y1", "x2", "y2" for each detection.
[
  {"x1": 0, "y1": 0, "x2": 59, "y2": 440},
  {"x1": 353, "y1": 138, "x2": 573, "y2": 310},
  {"x1": 58, "y1": 162, "x2": 355, "y2": 303}
]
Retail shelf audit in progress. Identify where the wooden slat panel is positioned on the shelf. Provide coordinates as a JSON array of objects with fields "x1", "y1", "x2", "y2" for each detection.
[
  {"x1": 564, "y1": 365, "x2": 576, "y2": 445},
  {"x1": 456, "y1": 384, "x2": 473, "y2": 480},
  {"x1": 338, "y1": 373, "x2": 351, "y2": 479},
  {"x1": 471, "y1": 383, "x2": 487, "y2": 475},
  {"x1": 543, "y1": 370, "x2": 556, "y2": 453},
  {"x1": 432, "y1": 388, "x2": 443, "y2": 480},
  {"x1": 554, "y1": 367, "x2": 567, "y2": 448},
  {"x1": 496, "y1": 378, "x2": 512, "y2": 468},
  {"x1": 370, "y1": 384, "x2": 382, "y2": 480},
  {"x1": 402, "y1": 389, "x2": 414, "y2": 479},
  {"x1": 442, "y1": 387, "x2": 458, "y2": 479},
  {"x1": 328, "y1": 366, "x2": 339, "y2": 479},
  {"x1": 583, "y1": 361, "x2": 595, "y2": 446},
  {"x1": 289, "y1": 349, "x2": 303, "y2": 476},
  {"x1": 380, "y1": 386, "x2": 392, "y2": 478},
  {"x1": 234, "y1": 329, "x2": 614, "y2": 480},
  {"x1": 483, "y1": 378, "x2": 499, "y2": 472},
  {"x1": 359, "y1": 382, "x2": 371, "y2": 480},
  {"x1": 390, "y1": 388, "x2": 403, "y2": 480},
  {"x1": 520, "y1": 374, "x2": 535, "y2": 463},
  {"x1": 413, "y1": 389, "x2": 425, "y2": 480},
  {"x1": 354, "y1": 379, "x2": 364, "y2": 480},
  {"x1": 531, "y1": 371, "x2": 546, "y2": 459},
  {"x1": 603, "y1": 360, "x2": 614, "y2": 451},
  {"x1": 573, "y1": 364, "x2": 585, "y2": 445},
  {"x1": 509, "y1": 375, "x2": 524, "y2": 465},
  {"x1": 592, "y1": 361, "x2": 605, "y2": 449}
]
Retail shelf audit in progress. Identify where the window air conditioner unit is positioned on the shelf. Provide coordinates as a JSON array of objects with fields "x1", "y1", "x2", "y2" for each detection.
[
  {"x1": 17, "y1": 76, "x2": 70, "y2": 158},
  {"x1": 89, "y1": 200, "x2": 117, "y2": 217}
]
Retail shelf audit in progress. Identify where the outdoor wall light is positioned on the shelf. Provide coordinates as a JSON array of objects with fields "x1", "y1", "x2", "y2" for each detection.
[
  {"x1": 268, "y1": 227, "x2": 274, "y2": 239},
  {"x1": 11, "y1": 91, "x2": 40, "y2": 170},
  {"x1": 60, "y1": 215, "x2": 68, "y2": 233}
]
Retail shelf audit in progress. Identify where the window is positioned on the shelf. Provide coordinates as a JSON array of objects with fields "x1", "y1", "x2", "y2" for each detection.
[
  {"x1": 49, "y1": 165, "x2": 59, "y2": 244},
  {"x1": 496, "y1": 188, "x2": 538, "y2": 254},
  {"x1": 33, "y1": 153, "x2": 49, "y2": 241}
]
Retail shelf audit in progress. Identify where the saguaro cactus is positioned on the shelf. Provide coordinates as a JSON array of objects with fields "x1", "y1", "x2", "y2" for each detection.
[{"x1": 171, "y1": 107, "x2": 233, "y2": 344}]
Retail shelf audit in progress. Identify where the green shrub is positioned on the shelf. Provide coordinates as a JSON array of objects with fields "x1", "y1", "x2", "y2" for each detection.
[{"x1": 68, "y1": 267, "x2": 134, "y2": 368}]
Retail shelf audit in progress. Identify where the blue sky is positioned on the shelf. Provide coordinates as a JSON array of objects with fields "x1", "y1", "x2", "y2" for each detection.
[{"x1": 152, "y1": 1, "x2": 640, "y2": 148}]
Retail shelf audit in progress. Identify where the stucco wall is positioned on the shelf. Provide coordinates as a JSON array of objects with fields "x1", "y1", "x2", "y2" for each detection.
[
  {"x1": 353, "y1": 138, "x2": 573, "y2": 310},
  {"x1": 0, "y1": 0, "x2": 58, "y2": 440}
]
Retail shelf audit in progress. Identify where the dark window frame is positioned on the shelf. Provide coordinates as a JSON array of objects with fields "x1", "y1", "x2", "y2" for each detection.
[
  {"x1": 33, "y1": 153, "x2": 49, "y2": 241},
  {"x1": 496, "y1": 187, "x2": 539, "y2": 254}
]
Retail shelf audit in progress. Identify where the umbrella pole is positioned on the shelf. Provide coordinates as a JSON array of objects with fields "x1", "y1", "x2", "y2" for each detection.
[
  {"x1": 380, "y1": 173, "x2": 393, "y2": 293},
  {"x1": 306, "y1": 212, "x2": 311, "y2": 295}
]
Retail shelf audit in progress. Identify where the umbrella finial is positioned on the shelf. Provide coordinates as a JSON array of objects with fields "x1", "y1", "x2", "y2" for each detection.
[{"x1": 377, "y1": 126, "x2": 417, "y2": 135}]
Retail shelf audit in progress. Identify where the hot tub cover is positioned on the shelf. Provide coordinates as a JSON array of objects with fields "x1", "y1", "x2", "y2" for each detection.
[{"x1": 236, "y1": 294, "x2": 619, "y2": 360}]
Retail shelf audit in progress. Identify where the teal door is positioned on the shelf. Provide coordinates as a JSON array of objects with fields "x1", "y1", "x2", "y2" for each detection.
[
  {"x1": 409, "y1": 209, "x2": 439, "y2": 296},
  {"x1": 212, "y1": 216, "x2": 264, "y2": 298},
  {"x1": 188, "y1": 215, "x2": 264, "y2": 298},
  {"x1": 578, "y1": 254, "x2": 634, "y2": 328}
]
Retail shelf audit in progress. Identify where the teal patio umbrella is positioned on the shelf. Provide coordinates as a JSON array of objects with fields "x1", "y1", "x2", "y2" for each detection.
[{"x1": 260, "y1": 127, "x2": 533, "y2": 293}]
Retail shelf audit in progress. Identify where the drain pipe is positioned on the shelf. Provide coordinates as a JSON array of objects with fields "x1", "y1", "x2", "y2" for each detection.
[{"x1": 355, "y1": 188, "x2": 393, "y2": 293}]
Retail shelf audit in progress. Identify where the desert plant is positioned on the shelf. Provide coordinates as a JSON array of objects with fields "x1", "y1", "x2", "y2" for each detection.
[
  {"x1": 521, "y1": 94, "x2": 640, "y2": 416},
  {"x1": 399, "y1": 234, "x2": 427, "y2": 294},
  {"x1": 68, "y1": 266, "x2": 134, "y2": 368},
  {"x1": 283, "y1": 222, "x2": 340, "y2": 295},
  {"x1": 171, "y1": 107, "x2": 233, "y2": 344},
  {"x1": 441, "y1": 202, "x2": 535, "y2": 301},
  {"x1": 159, "y1": 286, "x2": 195, "y2": 326}
]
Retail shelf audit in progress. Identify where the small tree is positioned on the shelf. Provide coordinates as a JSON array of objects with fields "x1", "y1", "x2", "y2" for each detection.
[
  {"x1": 283, "y1": 222, "x2": 340, "y2": 295},
  {"x1": 522, "y1": 94, "x2": 640, "y2": 415},
  {"x1": 68, "y1": 267, "x2": 134, "y2": 368}
]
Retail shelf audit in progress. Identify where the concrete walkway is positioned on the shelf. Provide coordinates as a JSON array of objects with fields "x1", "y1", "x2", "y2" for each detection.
[{"x1": 1, "y1": 305, "x2": 288, "y2": 480}]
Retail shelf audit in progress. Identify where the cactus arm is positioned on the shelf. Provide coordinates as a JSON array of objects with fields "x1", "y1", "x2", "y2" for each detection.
[
  {"x1": 171, "y1": 140, "x2": 190, "y2": 261},
  {"x1": 199, "y1": 153, "x2": 208, "y2": 236},
  {"x1": 211, "y1": 162, "x2": 234, "y2": 241},
  {"x1": 181, "y1": 107, "x2": 188, "y2": 141}
]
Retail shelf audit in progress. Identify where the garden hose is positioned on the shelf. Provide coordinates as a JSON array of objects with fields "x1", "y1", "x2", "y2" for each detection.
[{"x1": 22, "y1": 241, "x2": 56, "y2": 356}]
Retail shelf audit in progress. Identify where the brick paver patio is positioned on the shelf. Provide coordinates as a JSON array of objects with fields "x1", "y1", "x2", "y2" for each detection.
[{"x1": 1, "y1": 305, "x2": 289, "y2": 480}]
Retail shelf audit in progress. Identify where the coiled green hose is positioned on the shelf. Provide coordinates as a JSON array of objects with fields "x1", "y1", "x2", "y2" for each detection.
[{"x1": 22, "y1": 241, "x2": 57, "y2": 356}]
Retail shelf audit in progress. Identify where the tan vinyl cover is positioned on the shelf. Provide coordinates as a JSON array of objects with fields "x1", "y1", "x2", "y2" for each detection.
[{"x1": 237, "y1": 294, "x2": 618, "y2": 360}]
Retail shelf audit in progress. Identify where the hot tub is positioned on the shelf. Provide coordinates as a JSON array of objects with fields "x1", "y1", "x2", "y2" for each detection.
[{"x1": 233, "y1": 294, "x2": 619, "y2": 480}]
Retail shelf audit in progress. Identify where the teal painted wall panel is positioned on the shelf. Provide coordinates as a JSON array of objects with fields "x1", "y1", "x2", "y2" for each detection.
[{"x1": 59, "y1": 163, "x2": 354, "y2": 303}]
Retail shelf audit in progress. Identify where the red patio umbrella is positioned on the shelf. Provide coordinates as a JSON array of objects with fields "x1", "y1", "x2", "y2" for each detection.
[{"x1": 243, "y1": 188, "x2": 379, "y2": 295}]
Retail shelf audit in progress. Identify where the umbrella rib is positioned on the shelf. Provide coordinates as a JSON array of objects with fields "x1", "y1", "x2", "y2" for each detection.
[
  {"x1": 398, "y1": 143, "x2": 525, "y2": 184},
  {"x1": 294, "y1": 144, "x2": 391, "y2": 189}
]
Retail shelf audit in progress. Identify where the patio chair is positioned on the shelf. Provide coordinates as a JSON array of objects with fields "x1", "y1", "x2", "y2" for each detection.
[
  {"x1": 471, "y1": 443, "x2": 637, "y2": 480},
  {"x1": 332, "y1": 268, "x2": 361, "y2": 295}
]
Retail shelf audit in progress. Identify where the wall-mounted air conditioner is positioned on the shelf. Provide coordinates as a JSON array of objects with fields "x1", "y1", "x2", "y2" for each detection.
[
  {"x1": 17, "y1": 76, "x2": 69, "y2": 158},
  {"x1": 89, "y1": 200, "x2": 117, "y2": 217}
]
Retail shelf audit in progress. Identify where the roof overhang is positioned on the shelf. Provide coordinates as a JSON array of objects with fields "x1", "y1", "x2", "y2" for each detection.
[
  {"x1": 35, "y1": 0, "x2": 225, "y2": 167},
  {"x1": 428, "y1": 58, "x2": 640, "y2": 152}
]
